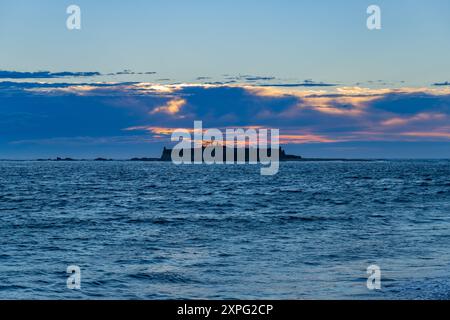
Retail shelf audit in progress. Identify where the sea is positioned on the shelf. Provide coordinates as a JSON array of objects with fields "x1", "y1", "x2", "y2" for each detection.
[{"x1": 0, "y1": 160, "x2": 449, "y2": 299}]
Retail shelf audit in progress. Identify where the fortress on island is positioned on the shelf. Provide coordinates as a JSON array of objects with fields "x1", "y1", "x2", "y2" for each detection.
[{"x1": 159, "y1": 146, "x2": 303, "y2": 162}]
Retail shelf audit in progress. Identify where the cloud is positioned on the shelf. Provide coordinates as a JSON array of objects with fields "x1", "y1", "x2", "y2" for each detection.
[
  {"x1": 243, "y1": 76, "x2": 276, "y2": 81},
  {"x1": 113, "y1": 70, "x2": 156, "y2": 75},
  {"x1": 1, "y1": 81, "x2": 450, "y2": 159},
  {"x1": 124, "y1": 126, "x2": 338, "y2": 145},
  {"x1": 150, "y1": 98, "x2": 186, "y2": 115},
  {"x1": 381, "y1": 113, "x2": 447, "y2": 126},
  {"x1": 124, "y1": 126, "x2": 184, "y2": 135},
  {"x1": 0, "y1": 70, "x2": 101, "y2": 79},
  {"x1": 10, "y1": 135, "x2": 161, "y2": 146},
  {"x1": 221, "y1": 75, "x2": 336, "y2": 87},
  {"x1": 400, "y1": 131, "x2": 450, "y2": 139},
  {"x1": 0, "y1": 69, "x2": 157, "y2": 80},
  {"x1": 224, "y1": 75, "x2": 276, "y2": 82},
  {"x1": 434, "y1": 81, "x2": 450, "y2": 86},
  {"x1": 279, "y1": 132, "x2": 339, "y2": 144},
  {"x1": 258, "y1": 82, "x2": 336, "y2": 87}
]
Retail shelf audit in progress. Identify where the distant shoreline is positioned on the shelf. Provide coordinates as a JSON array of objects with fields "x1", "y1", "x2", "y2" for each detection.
[
  {"x1": 1, "y1": 147, "x2": 448, "y2": 161},
  {"x1": 1, "y1": 158, "x2": 448, "y2": 162}
]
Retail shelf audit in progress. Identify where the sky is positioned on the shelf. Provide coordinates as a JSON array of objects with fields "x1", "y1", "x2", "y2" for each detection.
[{"x1": 0, "y1": 0, "x2": 449, "y2": 159}]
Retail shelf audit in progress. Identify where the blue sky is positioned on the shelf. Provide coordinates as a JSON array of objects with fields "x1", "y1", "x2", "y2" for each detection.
[
  {"x1": 1, "y1": 0, "x2": 450, "y2": 85},
  {"x1": 0, "y1": 1, "x2": 449, "y2": 158}
]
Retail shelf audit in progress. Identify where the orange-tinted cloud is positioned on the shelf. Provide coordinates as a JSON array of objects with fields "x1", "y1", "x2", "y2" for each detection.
[
  {"x1": 124, "y1": 126, "x2": 192, "y2": 135},
  {"x1": 279, "y1": 134, "x2": 338, "y2": 144},
  {"x1": 401, "y1": 131, "x2": 450, "y2": 139},
  {"x1": 150, "y1": 98, "x2": 186, "y2": 115},
  {"x1": 381, "y1": 113, "x2": 447, "y2": 126}
]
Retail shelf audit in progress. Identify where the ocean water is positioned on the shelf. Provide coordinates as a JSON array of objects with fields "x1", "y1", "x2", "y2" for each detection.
[{"x1": 0, "y1": 160, "x2": 450, "y2": 300}]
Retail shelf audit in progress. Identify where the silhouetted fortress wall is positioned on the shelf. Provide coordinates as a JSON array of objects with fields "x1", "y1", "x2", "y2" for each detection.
[{"x1": 160, "y1": 147, "x2": 302, "y2": 162}]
